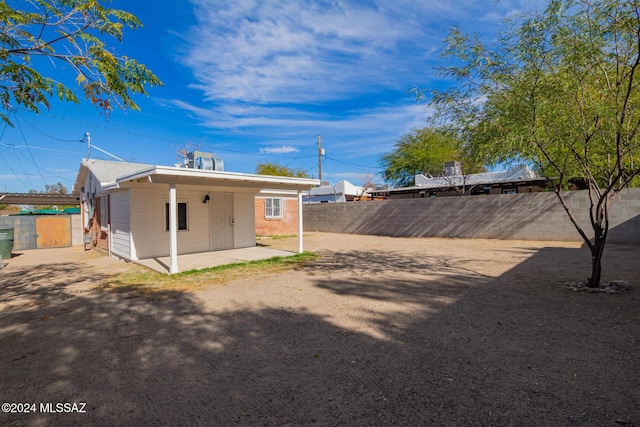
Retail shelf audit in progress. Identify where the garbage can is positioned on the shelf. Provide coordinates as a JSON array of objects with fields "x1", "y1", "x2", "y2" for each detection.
[{"x1": 0, "y1": 228, "x2": 14, "y2": 260}]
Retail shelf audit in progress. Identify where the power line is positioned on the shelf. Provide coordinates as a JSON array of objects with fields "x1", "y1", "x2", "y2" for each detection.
[
  {"x1": 0, "y1": 141, "x2": 83, "y2": 189},
  {"x1": 17, "y1": 112, "x2": 84, "y2": 142},
  {"x1": 1, "y1": 113, "x2": 79, "y2": 191},
  {"x1": 324, "y1": 155, "x2": 376, "y2": 172},
  {"x1": 13, "y1": 108, "x2": 327, "y2": 165},
  {"x1": 0, "y1": 141, "x2": 84, "y2": 155},
  {"x1": 30, "y1": 111, "x2": 192, "y2": 145},
  {"x1": 8, "y1": 146, "x2": 35, "y2": 189},
  {"x1": 294, "y1": 157, "x2": 318, "y2": 172},
  {"x1": 20, "y1": 109, "x2": 319, "y2": 161},
  {"x1": 14, "y1": 113, "x2": 48, "y2": 188},
  {"x1": 3, "y1": 112, "x2": 36, "y2": 190},
  {"x1": 0, "y1": 157, "x2": 30, "y2": 190}
]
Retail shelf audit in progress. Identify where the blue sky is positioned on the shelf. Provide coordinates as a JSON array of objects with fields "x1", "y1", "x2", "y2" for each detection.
[{"x1": 1, "y1": 0, "x2": 541, "y2": 193}]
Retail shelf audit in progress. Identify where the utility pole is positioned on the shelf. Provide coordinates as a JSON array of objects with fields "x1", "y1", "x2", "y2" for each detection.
[
  {"x1": 85, "y1": 132, "x2": 91, "y2": 159},
  {"x1": 317, "y1": 135, "x2": 324, "y2": 182}
]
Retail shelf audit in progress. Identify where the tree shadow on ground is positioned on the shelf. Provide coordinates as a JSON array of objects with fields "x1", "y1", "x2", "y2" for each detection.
[{"x1": 0, "y1": 244, "x2": 638, "y2": 426}]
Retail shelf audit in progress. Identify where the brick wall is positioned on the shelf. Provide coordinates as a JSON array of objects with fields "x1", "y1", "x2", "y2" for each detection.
[
  {"x1": 86, "y1": 196, "x2": 109, "y2": 250},
  {"x1": 255, "y1": 197, "x2": 299, "y2": 236},
  {"x1": 303, "y1": 188, "x2": 640, "y2": 245}
]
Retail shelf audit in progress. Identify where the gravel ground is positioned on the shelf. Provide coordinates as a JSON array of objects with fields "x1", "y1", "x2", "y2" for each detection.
[{"x1": 1, "y1": 232, "x2": 639, "y2": 426}]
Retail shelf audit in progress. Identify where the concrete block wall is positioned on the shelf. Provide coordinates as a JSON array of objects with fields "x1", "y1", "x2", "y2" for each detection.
[{"x1": 303, "y1": 188, "x2": 640, "y2": 245}]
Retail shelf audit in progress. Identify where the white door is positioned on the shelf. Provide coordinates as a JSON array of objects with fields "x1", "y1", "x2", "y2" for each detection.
[{"x1": 211, "y1": 192, "x2": 234, "y2": 250}]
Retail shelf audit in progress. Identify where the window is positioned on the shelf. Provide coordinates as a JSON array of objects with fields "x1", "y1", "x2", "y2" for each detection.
[
  {"x1": 264, "y1": 198, "x2": 282, "y2": 218},
  {"x1": 165, "y1": 202, "x2": 188, "y2": 231},
  {"x1": 99, "y1": 195, "x2": 109, "y2": 230}
]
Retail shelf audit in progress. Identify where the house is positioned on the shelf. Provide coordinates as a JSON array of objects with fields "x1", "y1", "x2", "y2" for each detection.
[
  {"x1": 255, "y1": 190, "x2": 299, "y2": 236},
  {"x1": 254, "y1": 180, "x2": 365, "y2": 236},
  {"x1": 371, "y1": 164, "x2": 547, "y2": 199},
  {"x1": 73, "y1": 158, "x2": 319, "y2": 273},
  {"x1": 303, "y1": 180, "x2": 363, "y2": 203}
]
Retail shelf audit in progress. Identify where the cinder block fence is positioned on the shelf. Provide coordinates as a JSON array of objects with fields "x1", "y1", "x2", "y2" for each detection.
[{"x1": 303, "y1": 188, "x2": 640, "y2": 245}]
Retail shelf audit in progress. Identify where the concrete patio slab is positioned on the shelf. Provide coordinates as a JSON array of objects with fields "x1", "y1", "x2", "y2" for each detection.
[{"x1": 134, "y1": 246, "x2": 297, "y2": 274}]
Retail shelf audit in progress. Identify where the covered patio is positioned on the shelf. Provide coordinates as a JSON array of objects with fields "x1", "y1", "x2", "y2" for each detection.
[
  {"x1": 74, "y1": 159, "x2": 320, "y2": 275},
  {"x1": 134, "y1": 246, "x2": 297, "y2": 274}
]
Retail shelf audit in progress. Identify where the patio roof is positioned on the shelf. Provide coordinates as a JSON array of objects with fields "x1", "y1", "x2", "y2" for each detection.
[
  {"x1": 74, "y1": 159, "x2": 320, "y2": 194},
  {"x1": 116, "y1": 164, "x2": 319, "y2": 191}
]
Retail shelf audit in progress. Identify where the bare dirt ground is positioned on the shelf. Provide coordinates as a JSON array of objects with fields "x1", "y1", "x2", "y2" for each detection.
[{"x1": 1, "y1": 233, "x2": 639, "y2": 426}]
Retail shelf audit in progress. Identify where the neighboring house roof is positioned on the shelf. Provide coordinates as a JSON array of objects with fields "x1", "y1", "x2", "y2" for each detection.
[
  {"x1": 73, "y1": 159, "x2": 320, "y2": 195},
  {"x1": 16, "y1": 207, "x2": 79, "y2": 215},
  {"x1": 308, "y1": 180, "x2": 362, "y2": 197},
  {"x1": 376, "y1": 164, "x2": 544, "y2": 194},
  {"x1": 415, "y1": 164, "x2": 539, "y2": 189}
]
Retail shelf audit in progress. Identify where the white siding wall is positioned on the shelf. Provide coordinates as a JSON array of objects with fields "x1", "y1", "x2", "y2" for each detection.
[
  {"x1": 130, "y1": 185, "x2": 211, "y2": 259},
  {"x1": 234, "y1": 192, "x2": 256, "y2": 248},
  {"x1": 110, "y1": 190, "x2": 131, "y2": 259},
  {"x1": 83, "y1": 173, "x2": 103, "y2": 197},
  {"x1": 126, "y1": 184, "x2": 258, "y2": 259}
]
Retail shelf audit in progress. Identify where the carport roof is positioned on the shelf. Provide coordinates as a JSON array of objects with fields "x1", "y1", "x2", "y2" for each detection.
[{"x1": 74, "y1": 159, "x2": 320, "y2": 193}]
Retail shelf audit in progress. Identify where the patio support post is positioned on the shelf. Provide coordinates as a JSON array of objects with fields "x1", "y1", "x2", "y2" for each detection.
[
  {"x1": 297, "y1": 190, "x2": 303, "y2": 253},
  {"x1": 169, "y1": 183, "x2": 179, "y2": 274}
]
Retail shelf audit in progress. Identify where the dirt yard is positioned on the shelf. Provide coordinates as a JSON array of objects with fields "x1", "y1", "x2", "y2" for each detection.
[{"x1": 1, "y1": 233, "x2": 639, "y2": 426}]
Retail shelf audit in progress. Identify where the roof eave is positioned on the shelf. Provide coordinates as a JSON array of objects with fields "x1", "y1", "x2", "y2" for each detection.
[{"x1": 116, "y1": 166, "x2": 321, "y2": 190}]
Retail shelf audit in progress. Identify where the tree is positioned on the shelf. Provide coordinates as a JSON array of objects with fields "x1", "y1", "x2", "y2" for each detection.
[
  {"x1": 0, "y1": 203, "x2": 19, "y2": 212},
  {"x1": 27, "y1": 181, "x2": 74, "y2": 209},
  {"x1": 429, "y1": 0, "x2": 640, "y2": 287},
  {"x1": 357, "y1": 173, "x2": 377, "y2": 200},
  {"x1": 0, "y1": 0, "x2": 162, "y2": 126},
  {"x1": 175, "y1": 141, "x2": 204, "y2": 166},
  {"x1": 380, "y1": 126, "x2": 485, "y2": 187},
  {"x1": 27, "y1": 182, "x2": 68, "y2": 195},
  {"x1": 255, "y1": 161, "x2": 310, "y2": 178},
  {"x1": 44, "y1": 181, "x2": 67, "y2": 195}
]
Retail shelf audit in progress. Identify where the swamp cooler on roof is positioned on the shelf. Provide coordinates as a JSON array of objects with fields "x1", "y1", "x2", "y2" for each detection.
[{"x1": 186, "y1": 151, "x2": 224, "y2": 171}]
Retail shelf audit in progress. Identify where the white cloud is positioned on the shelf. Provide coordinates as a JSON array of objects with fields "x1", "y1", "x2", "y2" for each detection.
[
  {"x1": 179, "y1": 0, "x2": 537, "y2": 117},
  {"x1": 259, "y1": 145, "x2": 299, "y2": 154},
  {"x1": 167, "y1": 97, "x2": 428, "y2": 151},
  {"x1": 183, "y1": 0, "x2": 432, "y2": 105},
  {"x1": 168, "y1": 0, "x2": 538, "y2": 180}
]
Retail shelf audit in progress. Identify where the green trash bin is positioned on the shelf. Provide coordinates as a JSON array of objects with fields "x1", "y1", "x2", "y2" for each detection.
[{"x1": 0, "y1": 228, "x2": 14, "y2": 260}]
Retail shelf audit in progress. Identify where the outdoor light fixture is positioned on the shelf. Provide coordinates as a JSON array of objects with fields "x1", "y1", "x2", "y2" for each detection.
[{"x1": 202, "y1": 194, "x2": 210, "y2": 204}]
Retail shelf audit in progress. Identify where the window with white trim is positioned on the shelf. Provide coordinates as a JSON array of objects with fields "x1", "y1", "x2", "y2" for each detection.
[
  {"x1": 165, "y1": 202, "x2": 188, "y2": 231},
  {"x1": 99, "y1": 195, "x2": 109, "y2": 230},
  {"x1": 264, "y1": 198, "x2": 282, "y2": 218}
]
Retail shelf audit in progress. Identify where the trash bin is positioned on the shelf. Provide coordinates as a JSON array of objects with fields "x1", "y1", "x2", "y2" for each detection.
[{"x1": 0, "y1": 228, "x2": 14, "y2": 260}]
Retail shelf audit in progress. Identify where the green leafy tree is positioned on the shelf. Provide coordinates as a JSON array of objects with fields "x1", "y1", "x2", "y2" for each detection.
[
  {"x1": 255, "y1": 161, "x2": 310, "y2": 178},
  {"x1": 0, "y1": 0, "x2": 162, "y2": 126},
  {"x1": 0, "y1": 203, "x2": 19, "y2": 212},
  {"x1": 428, "y1": 0, "x2": 640, "y2": 287},
  {"x1": 380, "y1": 126, "x2": 485, "y2": 187}
]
